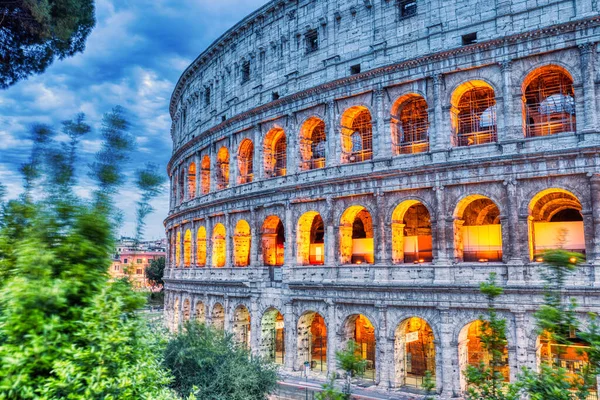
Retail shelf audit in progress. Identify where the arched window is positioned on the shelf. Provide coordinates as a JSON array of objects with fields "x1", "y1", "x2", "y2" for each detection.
[
  {"x1": 451, "y1": 82, "x2": 497, "y2": 147},
  {"x1": 391, "y1": 95, "x2": 429, "y2": 155},
  {"x1": 264, "y1": 128, "x2": 287, "y2": 177},
  {"x1": 299, "y1": 118, "x2": 327, "y2": 170},
  {"x1": 523, "y1": 67, "x2": 576, "y2": 137},
  {"x1": 238, "y1": 139, "x2": 254, "y2": 184},
  {"x1": 187, "y1": 162, "x2": 196, "y2": 199},
  {"x1": 216, "y1": 147, "x2": 229, "y2": 190},
  {"x1": 201, "y1": 155, "x2": 210, "y2": 194},
  {"x1": 454, "y1": 196, "x2": 503, "y2": 262},
  {"x1": 341, "y1": 107, "x2": 373, "y2": 163},
  {"x1": 233, "y1": 220, "x2": 251, "y2": 267}
]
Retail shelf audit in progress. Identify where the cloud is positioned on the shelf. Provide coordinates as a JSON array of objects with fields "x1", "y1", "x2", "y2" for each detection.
[{"x1": 0, "y1": 0, "x2": 269, "y2": 239}]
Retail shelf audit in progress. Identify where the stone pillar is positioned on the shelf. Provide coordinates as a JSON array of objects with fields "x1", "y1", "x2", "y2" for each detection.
[
  {"x1": 500, "y1": 60, "x2": 521, "y2": 141},
  {"x1": 374, "y1": 88, "x2": 390, "y2": 160},
  {"x1": 439, "y1": 309, "x2": 459, "y2": 399},
  {"x1": 326, "y1": 300, "x2": 338, "y2": 373},
  {"x1": 580, "y1": 43, "x2": 598, "y2": 132},
  {"x1": 326, "y1": 100, "x2": 340, "y2": 167},
  {"x1": 431, "y1": 74, "x2": 446, "y2": 152},
  {"x1": 225, "y1": 213, "x2": 232, "y2": 267},
  {"x1": 284, "y1": 302, "x2": 296, "y2": 369},
  {"x1": 284, "y1": 203, "x2": 294, "y2": 266}
]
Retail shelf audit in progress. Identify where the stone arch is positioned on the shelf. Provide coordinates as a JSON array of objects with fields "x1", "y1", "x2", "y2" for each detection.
[
  {"x1": 522, "y1": 65, "x2": 576, "y2": 138},
  {"x1": 296, "y1": 311, "x2": 328, "y2": 373},
  {"x1": 528, "y1": 188, "x2": 584, "y2": 260},
  {"x1": 260, "y1": 307, "x2": 285, "y2": 364},
  {"x1": 262, "y1": 215, "x2": 285, "y2": 266},
  {"x1": 340, "y1": 105, "x2": 373, "y2": 163},
  {"x1": 196, "y1": 226, "x2": 207, "y2": 266},
  {"x1": 211, "y1": 302, "x2": 225, "y2": 330},
  {"x1": 201, "y1": 155, "x2": 210, "y2": 194},
  {"x1": 183, "y1": 229, "x2": 192, "y2": 267},
  {"x1": 264, "y1": 127, "x2": 287, "y2": 177},
  {"x1": 341, "y1": 313, "x2": 377, "y2": 380},
  {"x1": 390, "y1": 93, "x2": 430, "y2": 155},
  {"x1": 232, "y1": 304, "x2": 251, "y2": 349},
  {"x1": 339, "y1": 205, "x2": 374, "y2": 264},
  {"x1": 212, "y1": 223, "x2": 226, "y2": 268},
  {"x1": 187, "y1": 162, "x2": 196, "y2": 199},
  {"x1": 393, "y1": 317, "x2": 437, "y2": 388},
  {"x1": 216, "y1": 147, "x2": 230, "y2": 190},
  {"x1": 233, "y1": 219, "x2": 251, "y2": 267},
  {"x1": 182, "y1": 297, "x2": 191, "y2": 322},
  {"x1": 299, "y1": 117, "x2": 327, "y2": 170},
  {"x1": 238, "y1": 138, "x2": 254, "y2": 184},
  {"x1": 195, "y1": 300, "x2": 206, "y2": 323},
  {"x1": 458, "y1": 320, "x2": 510, "y2": 392},
  {"x1": 450, "y1": 80, "x2": 497, "y2": 147},
  {"x1": 453, "y1": 195, "x2": 503, "y2": 262},
  {"x1": 296, "y1": 211, "x2": 325, "y2": 265},
  {"x1": 391, "y1": 199, "x2": 433, "y2": 264},
  {"x1": 175, "y1": 230, "x2": 181, "y2": 267}
]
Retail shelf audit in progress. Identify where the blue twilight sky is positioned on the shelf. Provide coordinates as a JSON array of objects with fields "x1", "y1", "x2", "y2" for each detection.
[{"x1": 0, "y1": 0, "x2": 269, "y2": 240}]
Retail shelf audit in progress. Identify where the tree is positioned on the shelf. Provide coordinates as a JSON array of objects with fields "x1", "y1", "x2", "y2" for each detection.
[
  {"x1": 147, "y1": 256, "x2": 166, "y2": 288},
  {"x1": 0, "y1": 0, "x2": 95, "y2": 88},
  {"x1": 335, "y1": 339, "x2": 367, "y2": 398},
  {"x1": 0, "y1": 108, "x2": 174, "y2": 399},
  {"x1": 163, "y1": 321, "x2": 278, "y2": 400},
  {"x1": 464, "y1": 273, "x2": 520, "y2": 400}
]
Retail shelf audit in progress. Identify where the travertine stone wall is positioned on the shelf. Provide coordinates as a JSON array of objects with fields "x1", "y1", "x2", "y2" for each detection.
[{"x1": 164, "y1": 0, "x2": 600, "y2": 398}]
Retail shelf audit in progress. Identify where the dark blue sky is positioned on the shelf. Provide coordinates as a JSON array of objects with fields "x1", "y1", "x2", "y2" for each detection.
[{"x1": 0, "y1": 0, "x2": 268, "y2": 239}]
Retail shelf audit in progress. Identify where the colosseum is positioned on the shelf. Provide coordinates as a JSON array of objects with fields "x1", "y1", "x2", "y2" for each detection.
[{"x1": 164, "y1": 0, "x2": 600, "y2": 397}]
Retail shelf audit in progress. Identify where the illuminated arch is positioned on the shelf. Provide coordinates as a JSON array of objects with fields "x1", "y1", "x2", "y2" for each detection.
[
  {"x1": 211, "y1": 303, "x2": 225, "y2": 330},
  {"x1": 453, "y1": 195, "x2": 503, "y2": 262},
  {"x1": 238, "y1": 139, "x2": 254, "y2": 184},
  {"x1": 187, "y1": 162, "x2": 196, "y2": 199},
  {"x1": 260, "y1": 307, "x2": 285, "y2": 364},
  {"x1": 183, "y1": 229, "x2": 192, "y2": 267},
  {"x1": 232, "y1": 305, "x2": 251, "y2": 349},
  {"x1": 339, "y1": 205, "x2": 374, "y2": 264},
  {"x1": 233, "y1": 220, "x2": 251, "y2": 267},
  {"x1": 196, "y1": 226, "x2": 207, "y2": 267},
  {"x1": 264, "y1": 128, "x2": 287, "y2": 177},
  {"x1": 458, "y1": 320, "x2": 509, "y2": 392},
  {"x1": 216, "y1": 147, "x2": 230, "y2": 190},
  {"x1": 391, "y1": 200, "x2": 433, "y2": 264},
  {"x1": 296, "y1": 211, "x2": 325, "y2": 265},
  {"x1": 451, "y1": 80, "x2": 497, "y2": 147},
  {"x1": 523, "y1": 65, "x2": 576, "y2": 138},
  {"x1": 342, "y1": 314, "x2": 376, "y2": 380},
  {"x1": 393, "y1": 317, "x2": 436, "y2": 388},
  {"x1": 341, "y1": 106, "x2": 373, "y2": 163},
  {"x1": 296, "y1": 311, "x2": 327, "y2": 373},
  {"x1": 391, "y1": 94, "x2": 430, "y2": 155},
  {"x1": 175, "y1": 231, "x2": 181, "y2": 267},
  {"x1": 299, "y1": 117, "x2": 327, "y2": 170},
  {"x1": 201, "y1": 155, "x2": 210, "y2": 194},
  {"x1": 528, "y1": 188, "x2": 584, "y2": 260},
  {"x1": 212, "y1": 223, "x2": 227, "y2": 268},
  {"x1": 262, "y1": 216, "x2": 285, "y2": 266}
]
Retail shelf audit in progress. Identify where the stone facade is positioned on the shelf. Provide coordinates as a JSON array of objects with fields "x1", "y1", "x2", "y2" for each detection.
[{"x1": 164, "y1": 0, "x2": 600, "y2": 397}]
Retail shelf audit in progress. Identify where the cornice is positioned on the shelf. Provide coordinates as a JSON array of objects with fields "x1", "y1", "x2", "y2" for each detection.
[{"x1": 167, "y1": 15, "x2": 600, "y2": 174}]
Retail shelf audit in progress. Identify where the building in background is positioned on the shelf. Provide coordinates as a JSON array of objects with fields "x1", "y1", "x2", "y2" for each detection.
[
  {"x1": 110, "y1": 237, "x2": 166, "y2": 289},
  {"x1": 163, "y1": 0, "x2": 600, "y2": 398}
]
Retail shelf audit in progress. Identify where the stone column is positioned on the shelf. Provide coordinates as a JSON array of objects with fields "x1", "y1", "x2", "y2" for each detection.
[
  {"x1": 374, "y1": 88, "x2": 390, "y2": 160},
  {"x1": 284, "y1": 302, "x2": 296, "y2": 369},
  {"x1": 326, "y1": 100, "x2": 340, "y2": 167},
  {"x1": 225, "y1": 213, "x2": 232, "y2": 267},
  {"x1": 284, "y1": 203, "x2": 294, "y2": 266},
  {"x1": 580, "y1": 43, "x2": 598, "y2": 132},
  {"x1": 439, "y1": 309, "x2": 459, "y2": 399}
]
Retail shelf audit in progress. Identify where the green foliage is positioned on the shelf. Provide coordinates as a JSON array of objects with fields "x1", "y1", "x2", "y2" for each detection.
[
  {"x1": 316, "y1": 376, "x2": 347, "y2": 400},
  {"x1": 0, "y1": 0, "x2": 95, "y2": 88},
  {"x1": 163, "y1": 321, "x2": 278, "y2": 400},
  {"x1": 464, "y1": 273, "x2": 519, "y2": 400},
  {"x1": 147, "y1": 256, "x2": 166, "y2": 288},
  {"x1": 0, "y1": 110, "x2": 174, "y2": 399}
]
